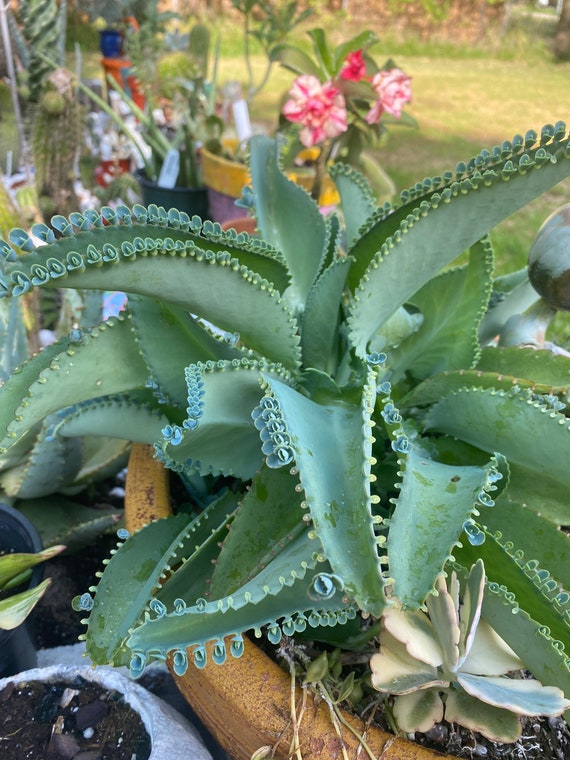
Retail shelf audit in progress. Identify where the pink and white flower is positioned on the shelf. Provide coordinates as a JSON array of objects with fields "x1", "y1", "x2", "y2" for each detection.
[
  {"x1": 282, "y1": 74, "x2": 348, "y2": 147},
  {"x1": 340, "y1": 49, "x2": 366, "y2": 82},
  {"x1": 366, "y1": 67, "x2": 412, "y2": 124}
]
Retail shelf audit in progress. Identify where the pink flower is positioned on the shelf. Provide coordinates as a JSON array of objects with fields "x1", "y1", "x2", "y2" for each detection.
[
  {"x1": 366, "y1": 67, "x2": 412, "y2": 124},
  {"x1": 282, "y1": 74, "x2": 348, "y2": 147},
  {"x1": 340, "y1": 49, "x2": 366, "y2": 82}
]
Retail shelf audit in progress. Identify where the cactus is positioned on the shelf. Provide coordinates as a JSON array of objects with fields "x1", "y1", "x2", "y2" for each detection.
[
  {"x1": 0, "y1": 125, "x2": 567, "y2": 724},
  {"x1": 32, "y1": 68, "x2": 83, "y2": 219},
  {"x1": 8, "y1": 0, "x2": 67, "y2": 102}
]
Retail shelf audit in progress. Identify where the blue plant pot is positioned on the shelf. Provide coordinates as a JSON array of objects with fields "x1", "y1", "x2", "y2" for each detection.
[{"x1": 99, "y1": 29, "x2": 123, "y2": 58}]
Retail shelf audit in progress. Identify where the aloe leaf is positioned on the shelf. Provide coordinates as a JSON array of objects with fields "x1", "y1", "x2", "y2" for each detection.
[
  {"x1": 156, "y1": 359, "x2": 286, "y2": 479},
  {"x1": 388, "y1": 449, "x2": 501, "y2": 609},
  {"x1": 347, "y1": 137, "x2": 570, "y2": 355},
  {"x1": 0, "y1": 315, "x2": 149, "y2": 454},
  {"x1": 300, "y1": 256, "x2": 352, "y2": 373},
  {"x1": 0, "y1": 577, "x2": 52, "y2": 630},
  {"x1": 387, "y1": 240, "x2": 494, "y2": 382},
  {"x1": 129, "y1": 295, "x2": 249, "y2": 407},
  {"x1": 330, "y1": 164, "x2": 378, "y2": 247},
  {"x1": 0, "y1": 545, "x2": 64, "y2": 589},
  {"x1": 209, "y1": 465, "x2": 304, "y2": 599},
  {"x1": 425, "y1": 387, "x2": 570, "y2": 524},
  {"x1": 250, "y1": 135, "x2": 327, "y2": 313},
  {"x1": 263, "y1": 370, "x2": 386, "y2": 616}
]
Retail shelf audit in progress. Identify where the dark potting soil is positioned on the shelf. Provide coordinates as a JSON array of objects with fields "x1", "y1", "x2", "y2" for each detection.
[{"x1": 0, "y1": 676, "x2": 151, "y2": 760}]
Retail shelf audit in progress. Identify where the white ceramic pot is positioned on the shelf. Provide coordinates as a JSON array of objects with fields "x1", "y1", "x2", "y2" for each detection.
[{"x1": 0, "y1": 664, "x2": 212, "y2": 760}]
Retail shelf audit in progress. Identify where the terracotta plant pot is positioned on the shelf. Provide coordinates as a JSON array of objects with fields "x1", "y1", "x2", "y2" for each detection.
[
  {"x1": 201, "y1": 140, "x2": 339, "y2": 224},
  {"x1": 124, "y1": 444, "x2": 454, "y2": 760}
]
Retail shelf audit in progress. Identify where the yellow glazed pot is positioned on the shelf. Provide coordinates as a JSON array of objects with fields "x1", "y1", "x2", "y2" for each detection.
[
  {"x1": 201, "y1": 140, "x2": 339, "y2": 224},
  {"x1": 124, "y1": 443, "x2": 453, "y2": 760}
]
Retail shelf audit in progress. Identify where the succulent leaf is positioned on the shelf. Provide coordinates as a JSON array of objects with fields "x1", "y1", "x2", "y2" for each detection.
[
  {"x1": 0, "y1": 577, "x2": 53, "y2": 630},
  {"x1": 385, "y1": 240, "x2": 494, "y2": 383},
  {"x1": 347, "y1": 133, "x2": 570, "y2": 356},
  {"x1": 425, "y1": 386, "x2": 570, "y2": 524},
  {"x1": 444, "y1": 689, "x2": 522, "y2": 743},
  {"x1": 263, "y1": 370, "x2": 386, "y2": 616},
  {"x1": 457, "y1": 672, "x2": 570, "y2": 717},
  {"x1": 249, "y1": 136, "x2": 327, "y2": 312},
  {"x1": 387, "y1": 448, "x2": 501, "y2": 608}
]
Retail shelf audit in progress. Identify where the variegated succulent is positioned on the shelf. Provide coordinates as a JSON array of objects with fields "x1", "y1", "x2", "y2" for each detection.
[
  {"x1": 0, "y1": 126, "x2": 568, "y2": 728},
  {"x1": 370, "y1": 560, "x2": 570, "y2": 742},
  {"x1": 0, "y1": 544, "x2": 65, "y2": 630}
]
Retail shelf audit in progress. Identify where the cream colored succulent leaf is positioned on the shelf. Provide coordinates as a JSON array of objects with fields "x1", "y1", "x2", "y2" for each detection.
[{"x1": 392, "y1": 689, "x2": 444, "y2": 733}]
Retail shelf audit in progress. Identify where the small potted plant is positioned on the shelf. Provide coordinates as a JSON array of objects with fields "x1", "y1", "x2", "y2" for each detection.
[
  {"x1": 0, "y1": 124, "x2": 569, "y2": 757},
  {"x1": 43, "y1": 21, "x2": 222, "y2": 219},
  {"x1": 0, "y1": 502, "x2": 64, "y2": 677}
]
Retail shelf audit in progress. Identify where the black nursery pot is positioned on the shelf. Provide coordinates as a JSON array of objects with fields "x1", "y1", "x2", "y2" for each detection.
[
  {"x1": 0, "y1": 503, "x2": 44, "y2": 677},
  {"x1": 136, "y1": 172, "x2": 209, "y2": 220}
]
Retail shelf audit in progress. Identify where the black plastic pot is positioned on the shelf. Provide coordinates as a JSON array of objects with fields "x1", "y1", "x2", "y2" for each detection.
[
  {"x1": 136, "y1": 172, "x2": 209, "y2": 220},
  {"x1": 0, "y1": 503, "x2": 44, "y2": 677}
]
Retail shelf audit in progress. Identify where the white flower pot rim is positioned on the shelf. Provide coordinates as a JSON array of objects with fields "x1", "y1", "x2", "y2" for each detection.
[{"x1": 0, "y1": 663, "x2": 212, "y2": 760}]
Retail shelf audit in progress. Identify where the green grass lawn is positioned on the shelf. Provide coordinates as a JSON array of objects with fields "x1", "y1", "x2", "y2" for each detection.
[{"x1": 15, "y1": 8, "x2": 570, "y2": 342}]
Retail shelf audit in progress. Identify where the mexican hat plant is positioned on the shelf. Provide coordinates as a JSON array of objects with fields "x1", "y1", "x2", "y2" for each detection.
[{"x1": 0, "y1": 125, "x2": 569, "y2": 740}]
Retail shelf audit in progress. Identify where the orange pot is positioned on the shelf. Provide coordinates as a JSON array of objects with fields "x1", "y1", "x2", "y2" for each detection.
[{"x1": 125, "y1": 443, "x2": 452, "y2": 760}]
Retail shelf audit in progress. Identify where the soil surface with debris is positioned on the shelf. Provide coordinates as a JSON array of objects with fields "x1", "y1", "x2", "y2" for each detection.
[
  {"x1": 360, "y1": 699, "x2": 570, "y2": 760},
  {"x1": 0, "y1": 676, "x2": 150, "y2": 760}
]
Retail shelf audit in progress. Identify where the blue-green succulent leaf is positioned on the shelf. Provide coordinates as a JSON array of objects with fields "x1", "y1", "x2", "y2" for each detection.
[
  {"x1": 262, "y1": 370, "x2": 387, "y2": 616},
  {"x1": 425, "y1": 387, "x2": 570, "y2": 524},
  {"x1": 250, "y1": 135, "x2": 327, "y2": 313}
]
